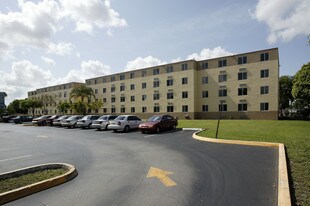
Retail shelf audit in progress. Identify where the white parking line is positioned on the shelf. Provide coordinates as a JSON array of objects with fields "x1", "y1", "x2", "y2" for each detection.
[
  {"x1": 0, "y1": 155, "x2": 32, "y2": 162},
  {"x1": 144, "y1": 135, "x2": 157, "y2": 138},
  {"x1": 37, "y1": 135, "x2": 48, "y2": 138}
]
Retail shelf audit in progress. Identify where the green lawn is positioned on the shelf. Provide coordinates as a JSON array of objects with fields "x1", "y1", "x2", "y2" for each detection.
[{"x1": 178, "y1": 120, "x2": 310, "y2": 206}]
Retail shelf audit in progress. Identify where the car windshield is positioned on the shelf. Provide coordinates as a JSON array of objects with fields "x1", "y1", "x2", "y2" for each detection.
[
  {"x1": 147, "y1": 116, "x2": 162, "y2": 122},
  {"x1": 67, "y1": 116, "x2": 78, "y2": 120},
  {"x1": 115, "y1": 116, "x2": 126, "y2": 121},
  {"x1": 38, "y1": 115, "x2": 48, "y2": 119},
  {"x1": 58, "y1": 116, "x2": 68, "y2": 120},
  {"x1": 81, "y1": 116, "x2": 90, "y2": 120},
  {"x1": 98, "y1": 116, "x2": 108, "y2": 120}
]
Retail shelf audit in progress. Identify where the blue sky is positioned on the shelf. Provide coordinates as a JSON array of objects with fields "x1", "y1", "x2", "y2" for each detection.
[{"x1": 0, "y1": 0, "x2": 309, "y2": 104}]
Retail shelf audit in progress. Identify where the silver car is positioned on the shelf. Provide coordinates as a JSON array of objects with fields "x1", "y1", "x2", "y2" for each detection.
[
  {"x1": 61, "y1": 115, "x2": 84, "y2": 128},
  {"x1": 91, "y1": 115, "x2": 118, "y2": 130},
  {"x1": 53, "y1": 115, "x2": 70, "y2": 127},
  {"x1": 77, "y1": 115, "x2": 100, "y2": 129},
  {"x1": 108, "y1": 115, "x2": 142, "y2": 132}
]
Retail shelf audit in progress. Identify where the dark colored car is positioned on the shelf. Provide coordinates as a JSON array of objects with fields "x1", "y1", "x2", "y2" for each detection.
[
  {"x1": 139, "y1": 115, "x2": 178, "y2": 134},
  {"x1": 12, "y1": 116, "x2": 33, "y2": 124},
  {"x1": 46, "y1": 115, "x2": 61, "y2": 126},
  {"x1": 2, "y1": 115, "x2": 17, "y2": 123},
  {"x1": 32, "y1": 115, "x2": 52, "y2": 126}
]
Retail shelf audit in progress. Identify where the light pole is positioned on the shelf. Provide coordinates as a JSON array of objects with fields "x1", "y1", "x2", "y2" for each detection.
[{"x1": 215, "y1": 100, "x2": 224, "y2": 139}]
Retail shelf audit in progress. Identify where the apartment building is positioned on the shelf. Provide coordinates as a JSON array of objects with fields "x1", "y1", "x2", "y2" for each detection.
[
  {"x1": 28, "y1": 82, "x2": 85, "y2": 115},
  {"x1": 27, "y1": 48, "x2": 279, "y2": 120},
  {"x1": 86, "y1": 48, "x2": 279, "y2": 120}
]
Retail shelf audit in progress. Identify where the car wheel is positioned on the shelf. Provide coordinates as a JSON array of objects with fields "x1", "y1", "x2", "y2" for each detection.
[
  {"x1": 42, "y1": 121, "x2": 47, "y2": 126},
  {"x1": 141, "y1": 130, "x2": 146, "y2": 134},
  {"x1": 172, "y1": 124, "x2": 176, "y2": 130},
  {"x1": 113, "y1": 129, "x2": 117, "y2": 132},
  {"x1": 105, "y1": 125, "x2": 109, "y2": 131},
  {"x1": 73, "y1": 123, "x2": 77, "y2": 128},
  {"x1": 88, "y1": 123, "x2": 92, "y2": 128},
  {"x1": 123, "y1": 125, "x2": 130, "y2": 132},
  {"x1": 156, "y1": 127, "x2": 161, "y2": 134}
]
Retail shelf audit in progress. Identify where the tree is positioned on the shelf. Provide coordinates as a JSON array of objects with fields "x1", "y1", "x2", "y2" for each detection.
[
  {"x1": 292, "y1": 62, "x2": 310, "y2": 107},
  {"x1": 71, "y1": 101, "x2": 87, "y2": 114},
  {"x1": 57, "y1": 101, "x2": 71, "y2": 114},
  {"x1": 88, "y1": 100, "x2": 103, "y2": 114},
  {"x1": 279, "y1": 76, "x2": 294, "y2": 116},
  {"x1": 7, "y1": 99, "x2": 28, "y2": 114},
  {"x1": 70, "y1": 85, "x2": 95, "y2": 115},
  {"x1": 20, "y1": 99, "x2": 43, "y2": 117}
]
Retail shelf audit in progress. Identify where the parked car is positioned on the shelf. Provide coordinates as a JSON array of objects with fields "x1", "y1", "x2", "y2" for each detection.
[
  {"x1": 61, "y1": 115, "x2": 84, "y2": 128},
  {"x1": 91, "y1": 115, "x2": 118, "y2": 130},
  {"x1": 53, "y1": 115, "x2": 71, "y2": 127},
  {"x1": 2, "y1": 115, "x2": 16, "y2": 123},
  {"x1": 12, "y1": 116, "x2": 33, "y2": 124},
  {"x1": 108, "y1": 115, "x2": 142, "y2": 132},
  {"x1": 46, "y1": 115, "x2": 61, "y2": 126},
  {"x1": 77, "y1": 115, "x2": 101, "y2": 129},
  {"x1": 139, "y1": 115, "x2": 178, "y2": 134},
  {"x1": 32, "y1": 115, "x2": 52, "y2": 126}
]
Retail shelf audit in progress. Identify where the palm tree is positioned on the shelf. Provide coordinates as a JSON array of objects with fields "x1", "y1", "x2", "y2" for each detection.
[{"x1": 70, "y1": 85, "x2": 95, "y2": 115}]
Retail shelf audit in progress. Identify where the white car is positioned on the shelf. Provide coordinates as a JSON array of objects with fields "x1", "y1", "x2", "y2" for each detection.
[
  {"x1": 91, "y1": 115, "x2": 118, "y2": 130},
  {"x1": 108, "y1": 115, "x2": 142, "y2": 132},
  {"x1": 77, "y1": 115, "x2": 101, "y2": 129}
]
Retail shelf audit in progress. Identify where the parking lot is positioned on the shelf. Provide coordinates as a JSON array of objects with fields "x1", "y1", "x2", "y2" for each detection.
[{"x1": 0, "y1": 123, "x2": 278, "y2": 206}]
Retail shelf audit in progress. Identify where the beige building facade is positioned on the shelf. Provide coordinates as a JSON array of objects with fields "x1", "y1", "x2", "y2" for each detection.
[{"x1": 28, "y1": 48, "x2": 279, "y2": 120}]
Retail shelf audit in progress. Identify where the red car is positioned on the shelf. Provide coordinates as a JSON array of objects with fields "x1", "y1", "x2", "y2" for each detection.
[{"x1": 139, "y1": 115, "x2": 178, "y2": 134}]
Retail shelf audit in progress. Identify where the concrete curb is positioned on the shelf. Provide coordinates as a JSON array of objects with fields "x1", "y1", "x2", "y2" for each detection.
[
  {"x1": 187, "y1": 128, "x2": 291, "y2": 206},
  {"x1": 0, "y1": 163, "x2": 78, "y2": 205}
]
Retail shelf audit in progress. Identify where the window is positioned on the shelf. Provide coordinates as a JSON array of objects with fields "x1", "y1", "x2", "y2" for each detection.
[
  {"x1": 182, "y1": 105, "x2": 188, "y2": 112},
  {"x1": 121, "y1": 107, "x2": 126, "y2": 113},
  {"x1": 142, "y1": 70, "x2": 147, "y2": 77},
  {"x1": 167, "y1": 106, "x2": 174, "y2": 112},
  {"x1": 260, "y1": 102, "x2": 269, "y2": 111},
  {"x1": 153, "y1": 80, "x2": 160, "y2": 88},
  {"x1": 131, "y1": 107, "x2": 135, "y2": 113},
  {"x1": 130, "y1": 84, "x2": 135, "y2": 90},
  {"x1": 120, "y1": 96, "x2": 125, "y2": 102},
  {"x1": 260, "y1": 52, "x2": 269, "y2": 61},
  {"x1": 142, "y1": 107, "x2": 147, "y2": 113},
  {"x1": 154, "y1": 106, "x2": 160, "y2": 112},
  {"x1": 120, "y1": 85, "x2": 125, "y2": 91},
  {"x1": 238, "y1": 103, "x2": 247, "y2": 111},
  {"x1": 182, "y1": 77, "x2": 188, "y2": 85},
  {"x1": 102, "y1": 78, "x2": 106, "y2": 83},
  {"x1": 153, "y1": 68, "x2": 160, "y2": 75},
  {"x1": 111, "y1": 86, "x2": 115, "y2": 93},
  {"x1": 166, "y1": 66, "x2": 173, "y2": 73},
  {"x1": 64, "y1": 92, "x2": 67, "y2": 98},
  {"x1": 202, "y1": 76, "x2": 208, "y2": 84},
  {"x1": 238, "y1": 72, "x2": 247, "y2": 80},
  {"x1": 202, "y1": 105, "x2": 208, "y2": 112},
  {"x1": 120, "y1": 74, "x2": 125, "y2": 80},
  {"x1": 94, "y1": 89, "x2": 98, "y2": 94},
  {"x1": 131, "y1": 96, "x2": 135, "y2": 102},
  {"x1": 153, "y1": 93, "x2": 160, "y2": 100},
  {"x1": 130, "y1": 72, "x2": 135, "y2": 79},
  {"x1": 261, "y1": 86, "x2": 269, "y2": 94},
  {"x1": 260, "y1": 69, "x2": 269, "y2": 78},
  {"x1": 167, "y1": 92, "x2": 174, "y2": 99},
  {"x1": 219, "y1": 104, "x2": 227, "y2": 111},
  {"x1": 238, "y1": 56, "x2": 247, "y2": 64},
  {"x1": 142, "y1": 82, "x2": 147, "y2": 89},
  {"x1": 111, "y1": 76, "x2": 115, "y2": 82},
  {"x1": 218, "y1": 74, "x2": 227, "y2": 82},
  {"x1": 182, "y1": 63, "x2": 188, "y2": 71},
  {"x1": 218, "y1": 59, "x2": 227, "y2": 67},
  {"x1": 202, "y1": 62, "x2": 208, "y2": 69},
  {"x1": 182, "y1": 91, "x2": 188, "y2": 98},
  {"x1": 238, "y1": 88, "x2": 247, "y2": 96},
  {"x1": 111, "y1": 97, "x2": 115, "y2": 103},
  {"x1": 219, "y1": 89, "x2": 227, "y2": 97},
  {"x1": 202, "y1": 91, "x2": 208, "y2": 98},
  {"x1": 102, "y1": 88, "x2": 106, "y2": 93},
  {"x1": 103, "y1": 98, "x2": 107, "y2": 103},
  {"x1": 111, "y1": 107, "x2": 116, "y2": 113},
  {"x1": 167, "y1": 79, "x2": 173, "y2": 86},
  {"x1": 142, "y1": 95, "x2": 147, "y2": 101},
  {"x1": 103, "y1": 108, "x2": 107, "y2": 113}
]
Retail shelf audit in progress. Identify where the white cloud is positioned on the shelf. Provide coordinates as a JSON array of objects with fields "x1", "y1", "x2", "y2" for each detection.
[
  {"x1": 60, "y1": 0, "x2": 127, "y2": 34},
  {"x1": 60, "y1": 60, "x2": 111, "y2": 83},
  {"x1": 41, "y1": 56, "x2": 56, "y2": 66},
  {"x1": 186, "y1": 47, "x2": 233, "y2": 60},
  {"x1": 252, "y1": 0, "x2": 310, "y2": 44},
  {"x1": 125, "y1": 56, "x2": 166, "y2": 71},
  {"x1": 0, "y1": 41, "x2": 15, "y2": 61},
  {"x1": 47, "y1": 42, "x2": 73, "y2": 56}
]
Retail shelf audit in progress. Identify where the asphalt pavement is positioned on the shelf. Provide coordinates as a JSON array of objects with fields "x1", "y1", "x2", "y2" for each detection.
[{"x1": 0, "y1": 123, "x2": 278, "y2": 206}]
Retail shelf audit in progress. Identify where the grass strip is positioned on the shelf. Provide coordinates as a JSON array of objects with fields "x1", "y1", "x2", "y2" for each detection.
[
  {"x1": 0, "y1": 168, "x2": 67, "y2": 193},
  {"x1": 178, "y1": 120, "x2": 310, "y2": 206}
]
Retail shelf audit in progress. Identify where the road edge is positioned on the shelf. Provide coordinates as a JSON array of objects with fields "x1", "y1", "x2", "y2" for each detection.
[
  {"x1": 187, "y1": 128, "x2": 291, "y2": 206},
  {"x1": 0, "y1": 163, "x2": 78, "y2": 205}
]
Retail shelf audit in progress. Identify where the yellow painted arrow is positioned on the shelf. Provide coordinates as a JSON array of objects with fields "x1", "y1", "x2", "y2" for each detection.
[{"x1": 146, "y1": 167, "x2": 177, "y2": 187}]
